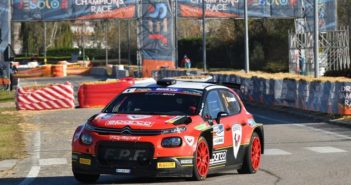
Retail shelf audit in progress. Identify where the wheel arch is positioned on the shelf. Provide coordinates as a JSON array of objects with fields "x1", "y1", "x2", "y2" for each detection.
[
  {"x1": 253, "y1": 126, "x2": 264, "y2": 154},
  {"x1": 199, "y1": 128, "x2": 213, "y2": 156}
]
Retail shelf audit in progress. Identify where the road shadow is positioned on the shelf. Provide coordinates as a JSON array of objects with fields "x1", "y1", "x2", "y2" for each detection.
[
  {"x1": 245, "y1": 104, "x2": 331, "y2": 125},
  {"x1": 0, "y1": 172, "x2": 239, "y2": 185}
]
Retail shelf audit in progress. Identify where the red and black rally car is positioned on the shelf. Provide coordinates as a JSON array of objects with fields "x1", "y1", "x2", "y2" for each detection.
[{"x1": 72, "y1": 79, "x2": 264, "y2": 183}]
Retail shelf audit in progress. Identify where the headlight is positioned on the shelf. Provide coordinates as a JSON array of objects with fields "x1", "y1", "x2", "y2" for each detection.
[
  {"x1": 80, "y1": 133, "x2": 93, "y2": 145},
  {"x1": 161, "y1": 126, "x2": 186, "y2": 134},
  {"x1": 73, "y1": 125, "x2": 84, "y2": 142},
  {"x1": 161, "y1": 137, "x2": 182, "y2": 147}
]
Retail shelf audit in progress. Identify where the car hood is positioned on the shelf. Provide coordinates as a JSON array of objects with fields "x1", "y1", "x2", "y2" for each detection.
[{"x1": 90, "y1": 113, "x2": 192, "y2": 130}]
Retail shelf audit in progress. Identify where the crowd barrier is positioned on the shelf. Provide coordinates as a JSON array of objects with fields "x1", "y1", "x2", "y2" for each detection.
[
  {"x1": 16, "y1": 82, "x2": 75, "y2": 111},
  {"x1": 15, "y1": 64, "x2": 92, "y2": 78},
  {"x1": 15, "y1": 65, "x2": 52, "y2": 78},
  {"x1": 153, "y1": 70, "x2": 351, "y2": 115},
  {"x1": 78, "y1": 78, "x2": 134, "y2": 108},
  {"x1": 78, "y1": 78, "x2": 155, "y2": 108}
]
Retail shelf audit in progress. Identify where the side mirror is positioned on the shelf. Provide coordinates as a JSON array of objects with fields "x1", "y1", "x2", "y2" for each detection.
[{"x1": 216, "y1": 111, "x2": 229, "y2": 124}]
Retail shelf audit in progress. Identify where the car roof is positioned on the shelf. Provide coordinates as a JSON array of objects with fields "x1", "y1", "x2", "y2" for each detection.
[{"x1": 131, "y1": 80, "x2": 220, "y2": 90}]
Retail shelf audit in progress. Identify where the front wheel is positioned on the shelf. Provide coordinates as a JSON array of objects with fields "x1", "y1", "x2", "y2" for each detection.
[
  {"x1": 238, "y1": 132, "x2": 262, "y2": 174},
  {"x1": 192, "y1": 137, "x2": 210, "y2": 181},
  {"x1": 73, "y1": 172, "x2": 100, "y2": 183}
]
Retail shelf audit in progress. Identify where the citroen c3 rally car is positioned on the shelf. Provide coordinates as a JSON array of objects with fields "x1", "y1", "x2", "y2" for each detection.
[{"x1": 72, "y1": 79, "x2": 264, "y2": 183}]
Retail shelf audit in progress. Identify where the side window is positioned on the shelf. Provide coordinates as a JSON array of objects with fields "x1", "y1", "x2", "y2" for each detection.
[
  {"x1": 203, "y1": 90, "x2": 225, "y2": 119},
  {"x1": 220, "y1": 90, "x2": 241, "y2": 115}
]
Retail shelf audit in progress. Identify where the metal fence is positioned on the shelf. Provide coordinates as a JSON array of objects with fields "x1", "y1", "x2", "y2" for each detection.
[{"x1": 289, "y1": 26, "x2": 350, "y2": 76}]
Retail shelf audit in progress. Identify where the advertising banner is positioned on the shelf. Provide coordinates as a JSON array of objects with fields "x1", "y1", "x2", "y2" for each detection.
[
  {"x1": 177, "y1": 0, "x2": 270, "y2": 18},
  {"x1": 12, "y1": 0, "x2": 137, "y2": 21},
  {"x1": 302, "y1": 0, "x2": 337, "y2": 32},
  {"x1": 177, "y1": 0, "x2": 335, "y2": 31},
  {"x1": 0, "y1": 0, "x2": 10, "y2": 53},
  {"x1": 140, "y1": 0, "x2": 175, "y2": 76},
  {"x1": 177, "y1": 0, "x2": 301, "y2": 18}
]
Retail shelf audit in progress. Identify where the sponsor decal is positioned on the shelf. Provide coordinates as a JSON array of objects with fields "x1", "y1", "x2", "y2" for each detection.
[
  {"x1": 210, "y1": 150, "x2": 227, "y2": 165},
  {"x1": 109, "y1": 135, "x2": 141, "y2": 141},
  {"x1": 213, "y1": 124, "x2": 225, "y2": 145},
  {"x1": 184, "y1": 136, "x2": 195, "y2": 146},
  {"x1": 18, "y1": 0, "x2": 68, "y2": 10},
  {"x1": 180, "y1": 159, "x2": 193, "y2": 165},
  {"x1": 135, "y1": 88, "x2": 152, "y2": 93},
  {"x1": 194, "y1": 123, "x2": 210, "y2": 131},
  {"x1": 157, "y1": 162, "x2": 176, "y2": 169},
  {"x1": 232, "y1": 124, "x2": 242, "y2": 159},
  {"x1": 123, "y1": 88, "x2": 136, "y2": 93},
  {"x1": 105, "y1": 149, "x2": 146, "y2": 161},
  {"x1": 106, "y1": 120, "x2": 153, "y2": 127},
  {"x1": 155, "y1": 88, "x2": 179, "y2": 92},
  {"x1": 127, "y1": 115, "x2": 151, "y2": 120},
  {"x1": 79, "y1": 158, "x2": 91, "y2": 165},
  {"x1": 226, "y1": 97, "x2": 237, "y2": 102},
  {"x1": 165, "y1": 116, "x2": 185, "y2": 124},
  {"x1": 116, "y1": 168, "x2": 131, "y2": 174}
]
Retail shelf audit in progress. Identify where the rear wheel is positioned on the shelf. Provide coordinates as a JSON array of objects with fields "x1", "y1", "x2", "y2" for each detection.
[
  {"x1": 192, "y1": 137, "x2": 210, "y2": 181},
  {"x1": 73, "y1": 172, "x2": 100, "y2": 183},
  {"x1": 238, "y1": 132, "x2": 261, "y2": 174}
]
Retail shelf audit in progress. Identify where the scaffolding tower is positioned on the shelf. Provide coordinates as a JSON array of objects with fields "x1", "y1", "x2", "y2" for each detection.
[{"x1": 289, "y1": 26, "x2": 350, "y2": 76}]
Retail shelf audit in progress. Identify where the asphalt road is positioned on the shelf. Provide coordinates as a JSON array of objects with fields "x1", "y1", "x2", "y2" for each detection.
[
  {"x1": 1, "y1": 76, "x2": 351, "y2": 185},
  {"x1": 1, "y1": 104, "x2": 351, "y2": 185}
]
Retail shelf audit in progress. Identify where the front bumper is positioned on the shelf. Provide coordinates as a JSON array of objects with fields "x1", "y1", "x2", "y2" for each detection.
[{"x1": 72, "y1": 153, "x2": 194, "y2": 178}]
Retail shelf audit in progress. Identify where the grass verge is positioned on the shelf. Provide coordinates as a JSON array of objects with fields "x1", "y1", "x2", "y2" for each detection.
[
  {"x1": 0, "y1": 91, "x2": 15, "y2": 103},
  {"x1": 0, "y1": 107, "x2": 25, "y2": 160}
]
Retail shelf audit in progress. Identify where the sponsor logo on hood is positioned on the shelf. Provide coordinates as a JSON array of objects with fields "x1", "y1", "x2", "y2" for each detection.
[{"x1": 106, "y1": 120, "x2": 154, "y2": 127}]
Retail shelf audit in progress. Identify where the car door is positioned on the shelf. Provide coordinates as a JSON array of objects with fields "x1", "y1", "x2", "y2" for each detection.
[
  {"x1": 218, "y1": 89, "x2": 247, "y2": 166},
  {"x1": 202, "y1": 89, "x2": 233, "y2": 167}
]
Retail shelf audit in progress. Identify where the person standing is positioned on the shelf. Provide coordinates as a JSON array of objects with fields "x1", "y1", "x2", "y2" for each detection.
[
  {"x1": 181, "y1": 55, "x2": 192, "y2": 69},
  {"x1": 9, "y1": 62, "x2": 18, "y2": 91}
]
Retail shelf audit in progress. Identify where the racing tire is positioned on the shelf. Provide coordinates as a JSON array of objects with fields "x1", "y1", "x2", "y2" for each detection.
[
  {"x1": 192, "y1": 137, "x2": 210, "y2": 181},
  {"x1": 73, "y1": 172, "x2": 100, "y2": 183},
  {"x1": 238, "y1": 132, "x2": 262, "y2": 174}
]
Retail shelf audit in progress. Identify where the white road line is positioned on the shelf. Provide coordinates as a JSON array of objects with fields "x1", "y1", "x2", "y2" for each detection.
[
  {"x1": 18, "y1": 166, "x2": 40, "y2": 185},
  {"x1": 33, "y1": 131, "x2": 41, "y2": 160},
  {"x1": 292, "y1": 124, "x2": 351, "y2": 140},
  {"x1": 18, "y1": 131, "x2": 41, "y2": 185},
  {"x1": 264, "y1": 149, "x2": 291, "y2": 156},
  {"x1": 39, "y1": 158, "x2": 67, "y2": 166},
  {"x1": 305, "y1": 146, "x2": 347, "y2": 153}
]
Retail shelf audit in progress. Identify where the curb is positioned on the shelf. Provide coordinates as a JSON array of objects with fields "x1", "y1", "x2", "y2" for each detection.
[{"x1": 327, "y1": 119, "x2": 351, "y2": 129}]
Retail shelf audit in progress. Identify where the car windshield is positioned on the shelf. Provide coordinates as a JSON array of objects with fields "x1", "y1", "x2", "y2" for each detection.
[{"x1": 103, "y1": 88, "x2": 203, "y2": 115}]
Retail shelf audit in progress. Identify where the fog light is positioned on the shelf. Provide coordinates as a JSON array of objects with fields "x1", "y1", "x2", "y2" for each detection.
[
  {"x1": 80, "y1": 133, "x2": 93, "y2": 145},
  {"x1": 161, "y1": 137, "x2": 182, "y2": 148}
]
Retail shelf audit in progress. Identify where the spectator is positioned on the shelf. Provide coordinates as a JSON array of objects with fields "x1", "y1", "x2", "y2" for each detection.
[
  {"x1": 9, "y1": 62, "x2": 18, "y2": 91},
  {"x1": 181, "y1": 55, "x2": 191, "y2": 69}
]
